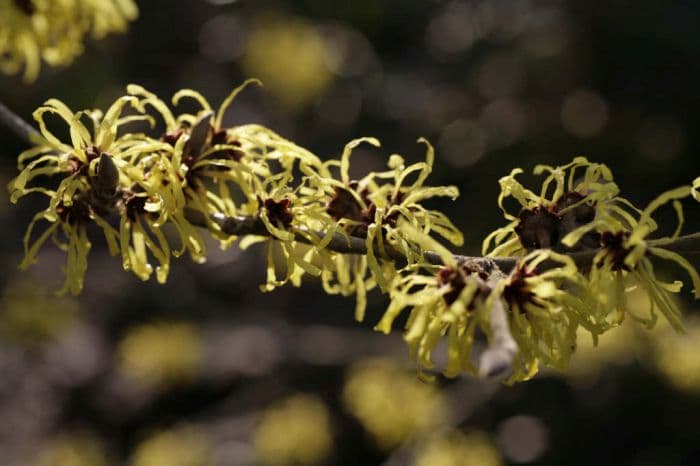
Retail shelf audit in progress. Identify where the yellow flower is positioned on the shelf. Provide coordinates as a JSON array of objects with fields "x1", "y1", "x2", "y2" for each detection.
[
  {"x1": 652, "y1": 317, "x2": 700, "y2": 394},
  {"x1": 342, "y1": 358, "x2": 447, "y2": 450},
  {"x1": 374, "y1": 223, "x2": 494, "y2": 377},
  {"x1": 256, "y1": 195, "x2": 324, "y2": 291},
  {"x1": 38, "y1": 430, "x2": 108, "y2": 466},
  {"x1": 126, "y1": 80, "x2": 326, "y2": 256},
  {"x1": 563, "y1": 185, "x2": 700, "y2": 332},
  {"x1": 305, "y1": 137, "x2": 463, "y2": 319},
  {"x1": 127, "y1": 81, "x2": 268, "y2": 224},
  {"x1": 0, "y1": 0, "x2": 138, "y2": 82},
  {"x1": 377, "y1": 222, "x2": 603, "y2": 381},
  {"x1": 242, "y1": 15, "x2": 334, "y2": 111},
  {"x1": 494, "y1": 250, "x2": 595, "y2": 382},
  {"x1": 118, "y1": 322, "x2": 202, "y2": 389},
  {"x1": 254, "y1": 394, "x2": 333, "y2": 466},
  {"x1": 0, "y1": 277, "x2": 80, "y2": 347},
  {"x1": 483, "y1": 157, "x2": 625, "y2": 256},
  {"x1": 131, "y1": 425, "x2": 211, "y2": 466},
  {"x1": 8, "y1": 95, "x2": 155, "y2": 293},
  {"x1": 414, "y1": 430, "x2": 503, "y2": 466}
]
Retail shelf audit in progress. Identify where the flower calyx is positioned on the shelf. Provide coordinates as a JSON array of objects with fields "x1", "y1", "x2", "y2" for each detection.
[
  {"x1": 515, "y1": 190, "x2": 598, "y2": 251},
  {"x1": 502, "y1": 263, "x2": 540, "y2": 312},
  {"x1": 263, "y1": 197, "x2": 294, "y2": 229},
  {"x1": 597, "y1": 231, "x2": 635, "y2": 272},
  {"x1": 56, "y1": 198, "x2": 92, "y2": 226},
  {"x1": 437, "y1": 261, "x2": 491, "y2": 307}
]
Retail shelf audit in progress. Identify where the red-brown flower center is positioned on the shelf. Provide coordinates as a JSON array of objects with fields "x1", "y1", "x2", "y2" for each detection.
[{"x1": 264, "y1": 198, "x2": 294, "y2": 228}]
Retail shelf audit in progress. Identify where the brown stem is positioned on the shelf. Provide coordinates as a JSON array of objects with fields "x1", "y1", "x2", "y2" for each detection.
[
  {"x1": 185, "y1": 209, "x2": 700, "y2": 274},
  {"x1": 0, "y1": 100, "x2": 40, "y2": 146},
  {"x1": 184, "y1": 208, "x2": 516, "y2": 273},
  {"x1": 2, "y1": 98, "x2": 695, "y2": 275}
]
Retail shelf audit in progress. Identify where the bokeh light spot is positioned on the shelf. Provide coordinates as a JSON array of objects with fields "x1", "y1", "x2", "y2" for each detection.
[
  {"x1": 479, "y1": 99, "x2": 526, "y2": 149},
  {"x1": 438, "y1": 118, "x2": 486, "y2": 167},
  {"x1": 118, "y1": 322, "x2": 202, "y2": 389},
  {"x1": 131, "y1": 426, "x2": 211, "y2": 466},
  {"x1": 198, "y1": 14, "x2": 247, "y2": 63},
  {"x1": 242, "y1": 15, "x2": 334, "y2": 112},
  {"x1": 637, "y1": 114, "x2": 686, "y2": 161},
  {"x1": 254, "y1": 394, "x2": 333, "y2": 466},
  {"x1": 342, "y1": 358, "x2": 446, "y2": 451},
  {"x1": 561, "y1": 89, "x2": 608, "y2": 138},
  {"x1": 415, "y1": 430, "x2": 503, "y2": 466},
  {"x1": 477, "y1": 53, "x2": 526, "y2": 100},
  {"x1": 497, "y1": 415, "x2": 549, "y2": 463}
]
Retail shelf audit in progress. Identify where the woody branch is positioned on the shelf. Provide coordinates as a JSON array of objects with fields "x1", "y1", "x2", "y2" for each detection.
[{"x1": 1, "y1": 100, "x2": 699, "y2": 276}]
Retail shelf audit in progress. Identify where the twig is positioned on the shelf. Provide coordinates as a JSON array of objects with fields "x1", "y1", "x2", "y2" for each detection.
[
  {"x1": 185, "y1": 209, "x2": 700, "y2": 274},
  {"x1": 1, "y1": 98, "x2": 696, "y2": 275},
  {"x1": 185, "y1": 209, "x2": 513, "y2": 272},
  {"x1": 0, "y1": 100, "x2": 40, "y2": 146},
  {"x1": 478, "y1": 298, "x2": 518, "y2": 378}
]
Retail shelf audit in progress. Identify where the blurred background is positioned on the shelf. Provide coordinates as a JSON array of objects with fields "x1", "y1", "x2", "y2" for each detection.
[{"x1": 1, "y1": 0, "x2": 700, "y2": 465}]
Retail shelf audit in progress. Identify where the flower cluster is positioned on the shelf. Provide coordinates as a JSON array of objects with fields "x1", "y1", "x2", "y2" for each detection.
[
  {"x1": 0, "y1": 0, "x2": 137, "y2": 82},
  {"x1": 370, "y1": 159, "x2": 698, "y2": 382},
  {"x1": 482, "y1": 157, "x2": 620, "y2": 256},
  {"x1": 478, "y1": 161, "x2": 698, "y2": 380},
  {"x1": 9, "y1": 82, "x2": 700, "y2": 383},
  {"x1": 8, "y1": 82, "x2": 461, "y2": 303}
]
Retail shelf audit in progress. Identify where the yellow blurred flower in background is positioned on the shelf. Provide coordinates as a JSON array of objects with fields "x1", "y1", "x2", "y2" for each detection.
[
  {"x1": 254, "y1": 393, "x2": 333, "y2": 466},
  {"x1": 565, "y1": 322, "x2": 644, "y2": 382},
  {"x1": 414, "y1": 430, "x2": 503, "y2": 466},
  {"x1": 38, "y1": 430, "x2": 109, "y2": 466},
  {"x1": 564, "y1": 288, "x2": 680, "y2": 383},
  {"x1": 0, "y1": 0, "x2": 138, "y2": 82},
  {"x1": 131, "y1": 426, "x2": 211, "y2": 466},
  {"x1": 0, "y1": 277, "x2": 80, "y2": 348},
  {"x1": 342, "y1": 359, "x2": 447, "y2": 450},
  {"x1": 117, "y1": 322, "x2": 203, "y2": 389},
  {"x1": 653, "y1": 317, "x2": 700, "y2": 394},
  {"x1": 242, "y1": 15, "x2": 334, "y2": 111}
]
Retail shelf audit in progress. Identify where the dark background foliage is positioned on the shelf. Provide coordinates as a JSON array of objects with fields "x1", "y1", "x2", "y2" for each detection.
[{"x1": 0, "y1": 1, "x2": 699, "y2": 465}]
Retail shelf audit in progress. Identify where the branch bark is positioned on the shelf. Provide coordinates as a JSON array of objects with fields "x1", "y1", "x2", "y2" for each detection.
[
  {"x1": 2, "y1": 98, "x2": 696, "y2": 274},
  {"x1": 185, "y1": 208, "x2": 700, "y2": 274},
  {"x1": 0, "y1": 100, "x2": 40, "y2": 146}
]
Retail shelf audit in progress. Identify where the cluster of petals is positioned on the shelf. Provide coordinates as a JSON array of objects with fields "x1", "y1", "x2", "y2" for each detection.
[
  {"x1": 376, "y1": 159, "x2": 698, "y2": 382},
  {"x1": 10, "y1": 81, "x2": 700, "y2": 383},
  {"x1": 0, "y1": 0, "x2": 137, "y2": 81},
  {"x1": 9, "y1": 81, "x2": 463, "y2": 311}
]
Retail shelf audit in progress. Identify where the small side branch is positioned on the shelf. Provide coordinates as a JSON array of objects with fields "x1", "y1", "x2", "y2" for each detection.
[
  {"x1": 478, "y1": 298, "x2": 518, "y2": 378},
  {"x1": 0, "y1": 100, "x2": 40, "y2": 146}
]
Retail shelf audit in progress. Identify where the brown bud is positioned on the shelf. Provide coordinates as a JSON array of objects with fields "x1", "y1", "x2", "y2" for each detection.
[
  {"x1": 515, "y1": 207, "x2": 559, "y2": 249},
  {"x1": 93, "y1": 153, "x2": 120, "y2": 199},
  {"x1": 326, "y1": 187, "x2": 364, "y2": 222},
  {"x1": 186, "y1": 111, "x2": 214, "y2": 158},
  {"x1": 556, "y1": 191, "x2": 598, "y2": 250},
  {"x1": 264, "y1": 198, "x2": 294, "y2": 228}
]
